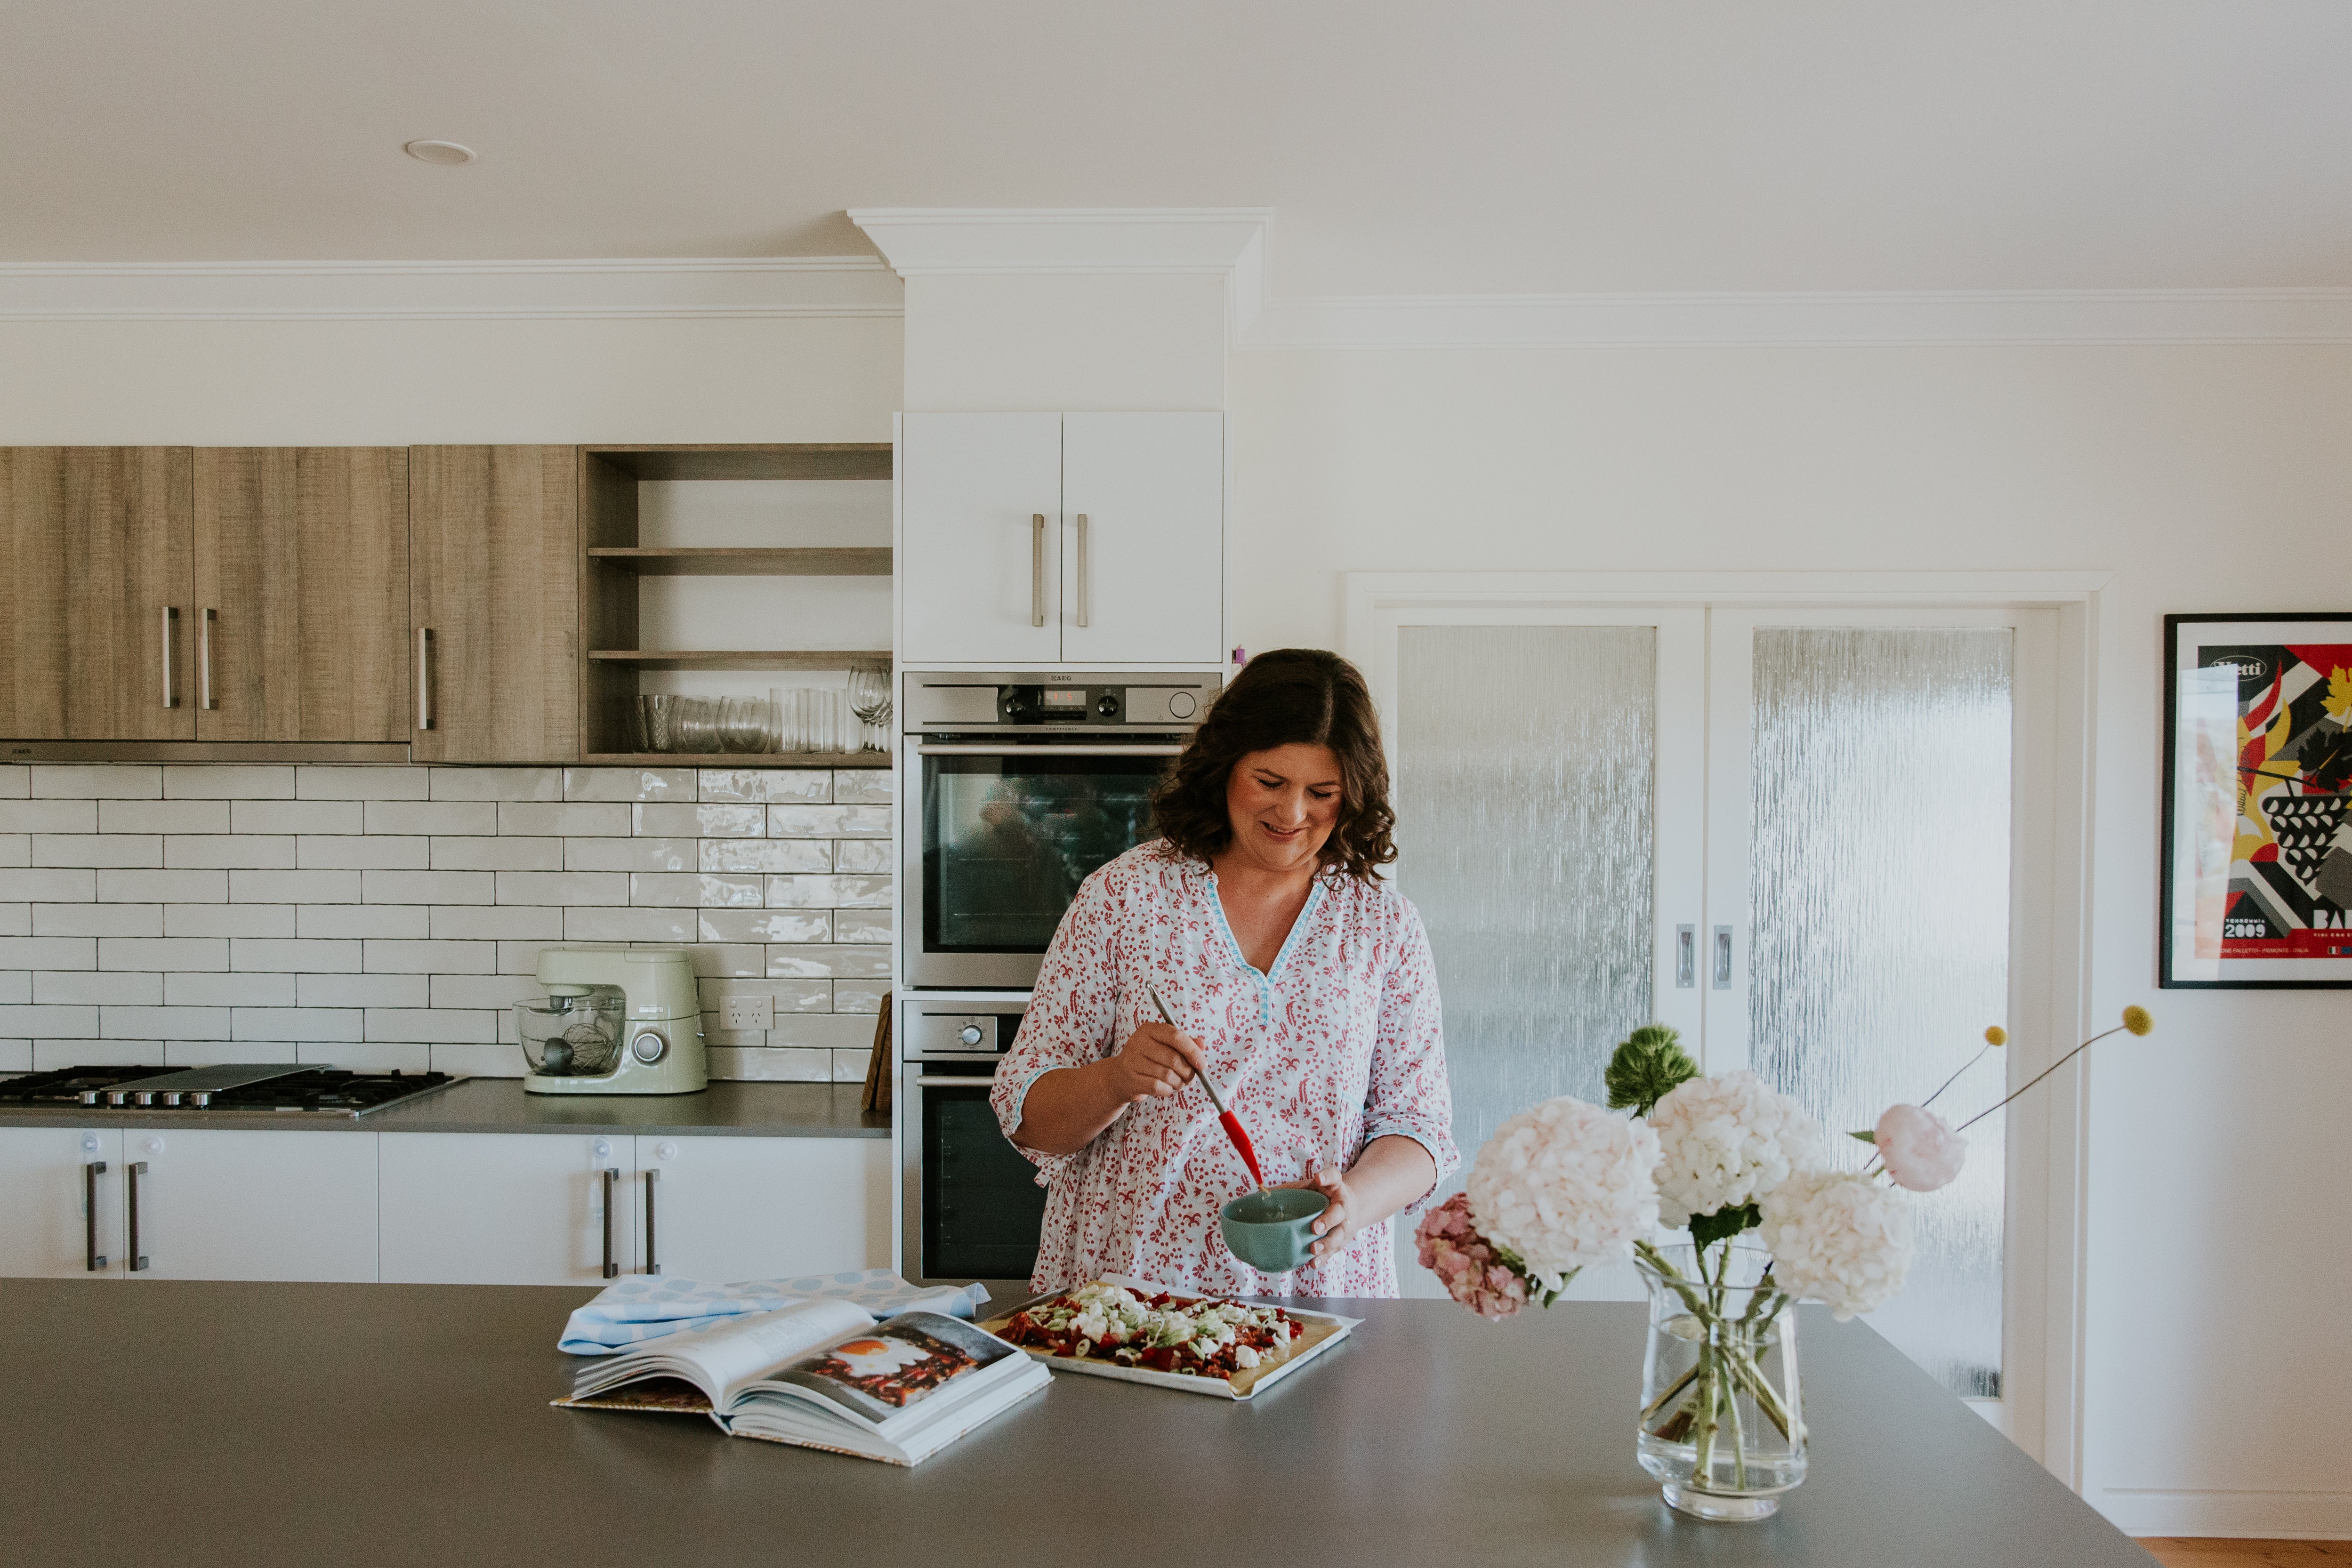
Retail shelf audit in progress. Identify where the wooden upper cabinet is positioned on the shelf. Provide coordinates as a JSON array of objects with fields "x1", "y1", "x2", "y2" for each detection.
[
  {"x1": 0, "y1": 447, "x2": 195, "y2": 740},
  {"x1": 192, "y1": 448, "x2": 410, "y2": 742},
  {"x1": 408, "y1": 446, "x2": 580, "y2": 764}
]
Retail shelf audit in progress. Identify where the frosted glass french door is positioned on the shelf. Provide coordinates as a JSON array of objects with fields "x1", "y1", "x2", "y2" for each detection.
[{"x1": 1390, "y1": 604, "x2": 2047, "y2": 1416}]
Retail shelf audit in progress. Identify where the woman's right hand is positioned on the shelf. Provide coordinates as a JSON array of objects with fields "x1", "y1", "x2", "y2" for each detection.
[{"x1": 1100, "y1": 1022, "x2": 1206, "y2": 1106}]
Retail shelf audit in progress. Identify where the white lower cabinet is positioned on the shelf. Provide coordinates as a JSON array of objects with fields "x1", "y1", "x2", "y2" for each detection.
[
  {"x1": 379, "y1": 1133, "x2": 637, "y2": 1286},
  {"x1": 637, "y1": 1135, "x2": 888, "y2": 1280},
  {"x1": 0, "y1": 1127, "x2": 377, "y2": 1281}
]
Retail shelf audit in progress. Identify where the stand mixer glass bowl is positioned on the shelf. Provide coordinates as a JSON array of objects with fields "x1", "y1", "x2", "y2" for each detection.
[{"x1": 514, "y1": 990, "x2": 625, "y2": 1077}]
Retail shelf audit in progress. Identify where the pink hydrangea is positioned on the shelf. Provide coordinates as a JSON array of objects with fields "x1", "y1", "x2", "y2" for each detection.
[
  {"x1": 1414, "y1": 1193, "x2": 1528, "y2": 1320},
  {"x1": 1874, "y1": 1103, "x2": 1966, "y2": 1192}
]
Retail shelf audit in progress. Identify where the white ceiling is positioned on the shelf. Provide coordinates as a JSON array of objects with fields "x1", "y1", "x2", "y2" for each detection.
[{"x1": 6, "y1": 0, "x2": 2349, "y2": 294}]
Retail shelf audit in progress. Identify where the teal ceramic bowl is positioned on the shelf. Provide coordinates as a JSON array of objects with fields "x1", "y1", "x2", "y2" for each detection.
[{"x1": 1219, "y1": 1188, "x2": 1330, "y2": 1273}]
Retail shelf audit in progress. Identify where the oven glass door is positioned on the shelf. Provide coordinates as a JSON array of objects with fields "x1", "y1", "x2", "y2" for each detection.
[
  {"x1": 919, "y1": 747, "x2": 1172, "y2": 964},
  {"x1": 919, "y1": 1077, "x2": 1050, "y2": 1284}
]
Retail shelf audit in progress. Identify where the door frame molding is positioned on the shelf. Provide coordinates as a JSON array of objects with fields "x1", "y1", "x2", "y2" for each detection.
[{"x1": 1344, "y1": 568, "x2": 2110, "y2": 1489}]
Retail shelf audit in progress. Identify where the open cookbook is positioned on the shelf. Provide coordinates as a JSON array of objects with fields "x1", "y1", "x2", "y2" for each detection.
[{"x1": 558, "y1": 1298, "x2": 1050, "y2": 1465}]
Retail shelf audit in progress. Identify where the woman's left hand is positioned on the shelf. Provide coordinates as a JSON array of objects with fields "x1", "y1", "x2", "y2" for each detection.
[{"x1": 1280, "y1": 1166, "x2": 1358, "y2": 1262}]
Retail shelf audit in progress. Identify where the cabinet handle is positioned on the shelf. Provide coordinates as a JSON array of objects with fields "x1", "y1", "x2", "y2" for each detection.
[
  {"x1": 127, "y1": 1160, "x2": 149, "y2": 1272},
  {"x1": 643, "y1": 1167, "x2": 659, "y2": 1277},
  {"x1": 416, "y1": 628, "x2": 434, "y2": 732},
  {"x1": 1675, "y1": 924, "x2": 1696, "y2": 989},
  {"x1": 1075, "y1": 514, "x2": 1090, "y2": 628},
  {"x1": 1030, "y1": 514, "x2": 1046, "y2": 628},
  {"x1": 84, "y1": 1160, "x2": 108, "y2": 1271},
  {"x1": 198, "y1": 608, "x2": 217, "y2": 711},
  {"x1": 160, "y1": 606, "x2": 178, "y2": 710},
  {"x1": 600, "y1": 1166, "x2": 619, "y2": 1279},
  {"x1": 1713, "y1": 925, "x2": 1735, "y2": 990}
]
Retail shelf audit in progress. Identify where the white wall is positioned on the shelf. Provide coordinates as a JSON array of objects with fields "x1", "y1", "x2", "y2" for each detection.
[{"x1": 1227, "y1": 341, "x2": 2352, "y2": 1536}]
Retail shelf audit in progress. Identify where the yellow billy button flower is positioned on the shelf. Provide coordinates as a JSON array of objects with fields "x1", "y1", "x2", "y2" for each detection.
[
  {"x1": 1983, "y1": 1026, "x2": 2008, "y2": 1047},
  {"x1": 2121, "y1": 1005, "x2": 2153, "y2": 1037}
]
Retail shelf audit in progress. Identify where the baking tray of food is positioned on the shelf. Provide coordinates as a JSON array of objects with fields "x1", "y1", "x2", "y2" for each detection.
[{"x1": 977, "y1": 1274, "x2": 1359, "y2": 1401}]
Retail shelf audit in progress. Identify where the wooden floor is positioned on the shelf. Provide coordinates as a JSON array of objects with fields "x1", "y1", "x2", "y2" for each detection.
[{"x1": 2142, "y1": 1544, "x2": 2352, "y2": 1568}]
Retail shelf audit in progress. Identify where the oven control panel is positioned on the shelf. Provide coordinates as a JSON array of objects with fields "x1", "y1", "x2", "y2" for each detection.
[
  {"x1": 904, "y1": 671, "x2": 1221, "y2": 732},
  {"x1": 905, "y1": 1005, "x2": 1029, "y2": 1059}
]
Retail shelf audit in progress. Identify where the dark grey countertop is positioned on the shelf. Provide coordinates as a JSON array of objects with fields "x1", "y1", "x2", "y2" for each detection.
[
  {"x1": 0, "y1": 1076, "x2": 889, "y2": 1138},
  {"x1": 0, "y1": 1279, "x2": 2151, "y2": 1568}
]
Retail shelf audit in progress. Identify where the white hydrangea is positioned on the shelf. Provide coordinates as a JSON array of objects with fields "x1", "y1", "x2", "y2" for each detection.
[
  {"x1": 1646, "y1": 1069, "x2": 1828, "y2": 1231},
  {"x1": 1757, "y1": 1170, "x2": 1916, "y2": 1320},
  {"x1": 1465, "y1": 1095, "x2": 1662, "y2": 1279}
]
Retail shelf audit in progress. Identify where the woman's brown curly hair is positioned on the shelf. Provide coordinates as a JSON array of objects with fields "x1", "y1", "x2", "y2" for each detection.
[{"x1": 1149, "y1": 649, "x2": 1397, "y2": 881}]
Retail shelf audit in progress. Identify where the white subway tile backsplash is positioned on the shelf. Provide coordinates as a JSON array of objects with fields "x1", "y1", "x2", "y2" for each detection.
[
  {"x1": 171, "y1": 903, "x2": 294, "y2": 938},
  {"x1": 0, "y1": 766, "x2": 26, "y2": 797},
  {"x1": 233, "y1": 799, "x2": 363, "y2": 835},
  {"x1": 0, "y1": 800, "x2": 98, "y2": 833},
  {"x1": 427, "y1": 1042, "x2": 523, "y2": 1077},
  {"x1": 564, "y1": 767, "x2": 694, "y2": 802},
  {"x1": 700, "y1": 909, "x2": 830, "y2": 944},
  {"x1": 832, "y1": 980, "x2": 888, "y2": 1013},
  {"x1": 769, "y1": 1013, "x2": 880, "y2": 1051},
  {"x1": 835, "y1": 910, "x2": 893, "y2": 943},
  {"x1": 365, "y1": 800, "x2": 497, "y2": 836},
  {"x1": 37, "y1": 834, "x2": 161, "y2": 868},
  {"x1": 563, "y1": 836, "x2": 694, "y2": 873},
  {"x1": 701, "y1": 838, "x2": 830, "y2": 874},
  {"x1": 100, "y1": 1005, "x2": 230, "y2": 1039},
  {"x1": 34, "y1": 903, "x2": 162, "y2": 937},
  {"x1": 369, "y1": 1006, "x2": 498, "y2": 1044},
  {"x1": 706, "y1": 1046, "x2": 830, "y2": 1082},
  {"x1": 833, "y1": 839, "x2": 892, "y2": 874},
  {"x1": 765, "y1": 944, "x2": 891, "y2": 979},
  {"x1": 101, "y1": 799, "x2": 229, "y2": 834},
  {"x1": 0, "y1": 906, "x2": 26, "y2": 938},
  {"x1": 37, "y1": 971, "x2": 158, "y2": 1005},
  {"x1": 167, "y1": 835, "x2": 296, "y2": 869},
  {"x1": 562, "y1": 908, "x2": 695, "y2": 943},
  {"x1": 169, "y1": 972, "x2": 296, "y2": 1007},
  {"x1": 830, "y1": 1048, "x2": 873, "y2": 1083},
  {"x1": 495, "y1": 941, "x2": 552, "y2": 975},
  {"x1": 98, "y1": 868, "x2": 217, "y2": 902},
  {"x1": 0, "y1": 835, "x2": 24, "y2": 867},
  {"x1": 498, "y1": 802, "x2": 630, "y2": 838},
  {"x1": 699, "y1": 769, "x2": 829, "y2": 804},
  {"x1": 297, "y1": 767, "x2": 430, "y2": 800},
  {"x1": 431, "y1": 836, "x2": 562, "y2": 871},
  {"x1": 635, "y1": 802, "x2": 764, "y2": 838},
  {"x1": 297, "y1": 973, "x2": 428, "y2": 1008},
  {"x1": 427, "y1": 974, "x2": 540, "y2": 1010},
  {"x1": 101, "y1": 937, "x2": 226, "y2": 971},
  {"x1": 232, "y1": 869, "x2": 360, "y2": 904},
  {"x1": 497, "y1": 870, "x2": 627, "y2": 907},
  {"x1": 699, "y1": 977, "x2": 830, "y2": 1014},
  {"x1": 298, "y1": 1041, "x2": 430, "y2": 1072},
  {"x1": 365, "y1": 939, "x2": 495, "y2": 974},
  {"x1": 297, "y1": 904, "x2": 427, "y2": 939},
  {"x1": 835, "y1": 770, "x2": 893, "y2": 804},
  {"x1": 431, "y1": 905, "x2": 564, "y2": 941},
  {"x1": 231, "y1": 938, "x2": 361, "y2": 973},
  {"x1": 235, "y1": 1007, "x2": 364, "y2": 1043},
  {"x1": 684, "y1": 945, "x2": 767, "y2": 979},
  {"x1": 765, "y1": 805, "x2": 891, "y2": 838},
  {"x1": 0, "y1": 1041, "x2": 29, "y2": 1072},
  {"x1": 300, "y1": 835, "x2": 429, "y2": 870},
  {"x1": 32, "y1": 1039, "x2": 157, "y2": 1068},
  {"x1": 764, "y1": 874, "x2": 890, "y2": 909},
  {"x1": 428, "y1": 768, "x2": 563, "y2": 802},
  {"x1": 169, "y1": 1040, "x2": 297, "y2": 1065},
  {"x1": 630, "y1": 872, "x2": 762, "y2": 909},
  {"x1": 0, "y1": 973, "x2": 25, "y2": 1004},
  {"x1": 364, "y1": 869, "x2": 499, "y2": 905},
  {"x1": 0, "y1": 936, "x2": 95, "y2": 969},
  {"x1": 32, "y1": 765, "x2": 159, "y2": 799},
  {"x1": 167, "y1": 764, "x2": 294, "y2": 799}
]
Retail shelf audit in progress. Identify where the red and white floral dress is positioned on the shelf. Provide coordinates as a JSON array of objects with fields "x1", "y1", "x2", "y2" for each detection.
[{"x1": 990, "y1": 843, "x2": 1458, "y2": 1298}]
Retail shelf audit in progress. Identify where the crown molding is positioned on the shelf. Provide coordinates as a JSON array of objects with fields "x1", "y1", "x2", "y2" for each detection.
[
  {"x1": 847, "y1": 207, "x2": 1273, "y2": 280},
  {"x1": 0, "y1": 257, "x2": 903, "y2": 321},
  {"x1": 1241, "y1": 287, "x2": 2352, "y2": 349}
]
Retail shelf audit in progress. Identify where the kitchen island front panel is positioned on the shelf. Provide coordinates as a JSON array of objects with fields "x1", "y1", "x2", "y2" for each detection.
[{"x1": 0, "y1": 1278, "x2": 2152, "y2": 1568}]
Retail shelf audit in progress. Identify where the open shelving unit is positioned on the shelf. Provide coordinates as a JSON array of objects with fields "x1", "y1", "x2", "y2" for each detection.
[{"x1": 579, "y1": 443, "x2": 894, "y2": 768}]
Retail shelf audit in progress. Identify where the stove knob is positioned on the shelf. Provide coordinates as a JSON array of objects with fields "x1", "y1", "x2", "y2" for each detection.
[
  {"x1": 958, "y1": 1024, "x2": 985, "y2": 1047},
  {"x1": 631, "y1": 1029, "x2": 669, "y2": 1064},
  {"x1": 132, "y1": 1092, "x2": 154, "y2": 1106},
  {"x1": 106, "y1": 1092, "x2": 128, "y2": 1107},
  {"x1": 190, "y1": 1092, "x2": 211, "y2": 1108},
  {"x1": 162, "y1": 1093, "x2": 182, "y2": 1107},
  {"x1": 80, "y1": 1091, "x2": 99, "y2": 1106}
]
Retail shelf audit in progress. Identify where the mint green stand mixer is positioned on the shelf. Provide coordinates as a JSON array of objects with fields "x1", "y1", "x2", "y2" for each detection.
[{"x1": 514, "y1": 947, "x2": 709, "y2": 1095}]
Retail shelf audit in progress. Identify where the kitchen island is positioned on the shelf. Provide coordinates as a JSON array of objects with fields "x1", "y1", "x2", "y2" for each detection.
[{"x1": 0, "y1": 1278, "x2": 2150, "y2": 1567}]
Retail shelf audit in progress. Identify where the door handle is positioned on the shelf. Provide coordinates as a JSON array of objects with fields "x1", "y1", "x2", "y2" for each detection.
[
  {"x1": 127, "y1": 1160, "x2": 149, "y2": 1271},
  {"x1": 600, "y1": 1167, "x2": 619, "y2": 1279},
  {"x1": 198, "y1": 608, "x2": 217, "y2": 711},
  {"x1": 1675, "y1": 925, "x2": 1696, "y2": 989},
  {"x1": 1713, "y1": 926, "x2": 1734, "y2": 990},
  {"x1": 84, "y1": 1160, "x2": 108, "y2": 1271},
  {"x1": 160, "y1": 606, "x2": 178, "y2": 709},
  {"x1": 416, "y1": 628, "x2": 434, "y2": 732},
  {"x1": 1030, "y1": 514, "x2": 1046, "y2": 629},
  {"x1": 1074, "y1": 513, "x2": 1090, "y2": 628},
  {"x1": 642, "y1": 1168, "x2": 659, "y2": 1277}
]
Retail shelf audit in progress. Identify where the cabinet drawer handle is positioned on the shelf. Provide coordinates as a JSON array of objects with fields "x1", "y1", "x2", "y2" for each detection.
[
  {"x1": 160, "y1": 606, "x2": 178, "y2": 710},
  {"x1": 643, "y1": 1167, "x2": 659, "y2": 1277},
  {"x1": 127, "y1": 1160, "x2": 149, "y2": 1272},
  {"x1": 1075, "y1": 514, "x2": 1089, "y2": 628},
  {"x1": 600, "y1": 1167, "x2": 619, "y2": 1279},
  {"x1": 199, "y1": 608, "x2": 217, "y2": 711},
  {"x1": 1030, "y1": 514, "x2": 1046, "y2": 629},
  {"x1": 416, "y1": 628, "x2": 434, "y2": 732},
  {"x1": 84, "y1": 1160, "x2": 108, "y2": 1271}
]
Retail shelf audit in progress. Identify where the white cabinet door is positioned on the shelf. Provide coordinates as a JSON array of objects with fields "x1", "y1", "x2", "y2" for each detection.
[
  {"x1": 899, "y1": 412, "x2": 1064, "y2": 665},
  {"x1": 121, "y1": 1129, "x2": 379, "y2": 1282},
  {"x1": 0, "y1": 1128, "x2": 122, "y2": 1278},
  {"x1": 1059, "y1": 412, "x2": 1225, "y2": 666},
  {"x1": 379, "y1": 1132, "x2": 636, "y2": 1285},
  {"x1": 635, "y1": 1135, "x2": 888, "y2": 1281}
]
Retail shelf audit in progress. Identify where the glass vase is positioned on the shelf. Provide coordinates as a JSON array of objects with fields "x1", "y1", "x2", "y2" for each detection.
[{"x1": 1634, "y1": 1243, "x2": 1806, "y2": 1522}]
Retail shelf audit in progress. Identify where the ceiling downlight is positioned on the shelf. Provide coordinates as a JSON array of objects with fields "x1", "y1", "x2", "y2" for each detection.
[{"x1": 403, "y1": 140, "x2": 476, "y2": 166}]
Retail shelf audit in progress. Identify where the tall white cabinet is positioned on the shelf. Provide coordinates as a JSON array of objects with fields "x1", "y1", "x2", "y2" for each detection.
[{"x1": 899, "y1": 411, "x2": 1225, "y2": 666}]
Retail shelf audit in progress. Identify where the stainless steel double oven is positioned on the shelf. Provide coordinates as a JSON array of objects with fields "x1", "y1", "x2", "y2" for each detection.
[{"x1": 898, "y1": 669, "x2": 1219, "y2": 1294}]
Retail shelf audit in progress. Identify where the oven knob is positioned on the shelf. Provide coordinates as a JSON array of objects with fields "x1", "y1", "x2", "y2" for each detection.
[
  {"x1": 80, "y1": 1091, "x2": 99, "y2": 1106},
  {"x1": 631, "y1": 1029, "x2": 669, "y2": 1064},
  {"x1": 1096, "y1": 693, "x2": 1121, "y2": 718},
  {"x1": 190, "y1": 1092, "x2": 211, "y2": 1108},
  {"x1": 958, "y1": 1024, "x2": 984, "y2": 1047},
  {"x1": 132, "y1": 1092, "x2": 154, "y2": 1107},
  {"x1": 1168, "y1": 692, "x2": 1197, "y2": 719},
  {"x1": 162, "y1": 1093, "x2": 182, "y2": 1107}
]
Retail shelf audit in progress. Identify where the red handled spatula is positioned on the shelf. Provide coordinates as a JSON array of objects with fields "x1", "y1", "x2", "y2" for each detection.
[{"x1": 1148, "y1": 984, "x2": 1266, "y2": 1193}]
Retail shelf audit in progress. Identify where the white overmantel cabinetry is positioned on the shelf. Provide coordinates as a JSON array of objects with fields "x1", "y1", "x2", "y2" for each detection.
[{"x1": 898, "y1": 411, "x2": 1226, "y2": 667}]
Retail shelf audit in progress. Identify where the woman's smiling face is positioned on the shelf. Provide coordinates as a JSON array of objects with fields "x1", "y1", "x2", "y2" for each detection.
[{"x1": 1223, "y1": 743, "x2": 1344, "y2": 875}]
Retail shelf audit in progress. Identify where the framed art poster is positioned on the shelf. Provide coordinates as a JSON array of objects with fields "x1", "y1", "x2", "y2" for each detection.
[{"x1": 2162, "y1": 613, "x2": 2352, "y2": 988}]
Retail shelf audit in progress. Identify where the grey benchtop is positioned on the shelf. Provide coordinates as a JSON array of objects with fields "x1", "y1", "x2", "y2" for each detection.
[
  {"x1": 0, "y1": 1076, "x2": 889, "y2": 1138},
  {"x1": 0, "y1": 1278, "x2": 2152, "y2": 1568}
]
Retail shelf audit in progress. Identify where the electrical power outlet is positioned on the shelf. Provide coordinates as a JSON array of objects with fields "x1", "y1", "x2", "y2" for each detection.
[{"x1": 721, "y1": 994, "x2": 774, "y2": 1031}]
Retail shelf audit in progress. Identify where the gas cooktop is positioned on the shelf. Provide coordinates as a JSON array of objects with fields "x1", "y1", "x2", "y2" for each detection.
[{"x1": 0, "y1": 1064, "x2": 462, "y2": 1117}]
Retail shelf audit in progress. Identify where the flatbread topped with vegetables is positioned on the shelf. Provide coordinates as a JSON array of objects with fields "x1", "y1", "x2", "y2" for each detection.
[{"x1": 997, "y1": 1282, "x2": 1306, "y2": 1383}]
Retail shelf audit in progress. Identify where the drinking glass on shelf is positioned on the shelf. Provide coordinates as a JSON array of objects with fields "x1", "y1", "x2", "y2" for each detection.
[
  {"x1": 848, "y1": 665, "x2": 891, "y2": 751},
  {"x1": 718, "y1": 696, "x2": 767, "y2": 754},
  {"x1": 636, "y1": 694, "x2": 678, "y2": 754},
  {"x1": 765, "y1": 688, "x2": 789, "y2": 752},
  {"x1": 673, "y1": 697, "x2": 721, "y2": 754}
]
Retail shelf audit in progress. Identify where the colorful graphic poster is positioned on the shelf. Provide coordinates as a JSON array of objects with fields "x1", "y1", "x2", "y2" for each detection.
[{"x1": 2165, "y1": 617, "x2": 2352, "y2": 986}]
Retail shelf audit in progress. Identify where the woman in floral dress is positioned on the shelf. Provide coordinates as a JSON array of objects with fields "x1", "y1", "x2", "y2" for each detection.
[{"x1": 990, "y1": 649, "x2": 1458, "y2": 1297}]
